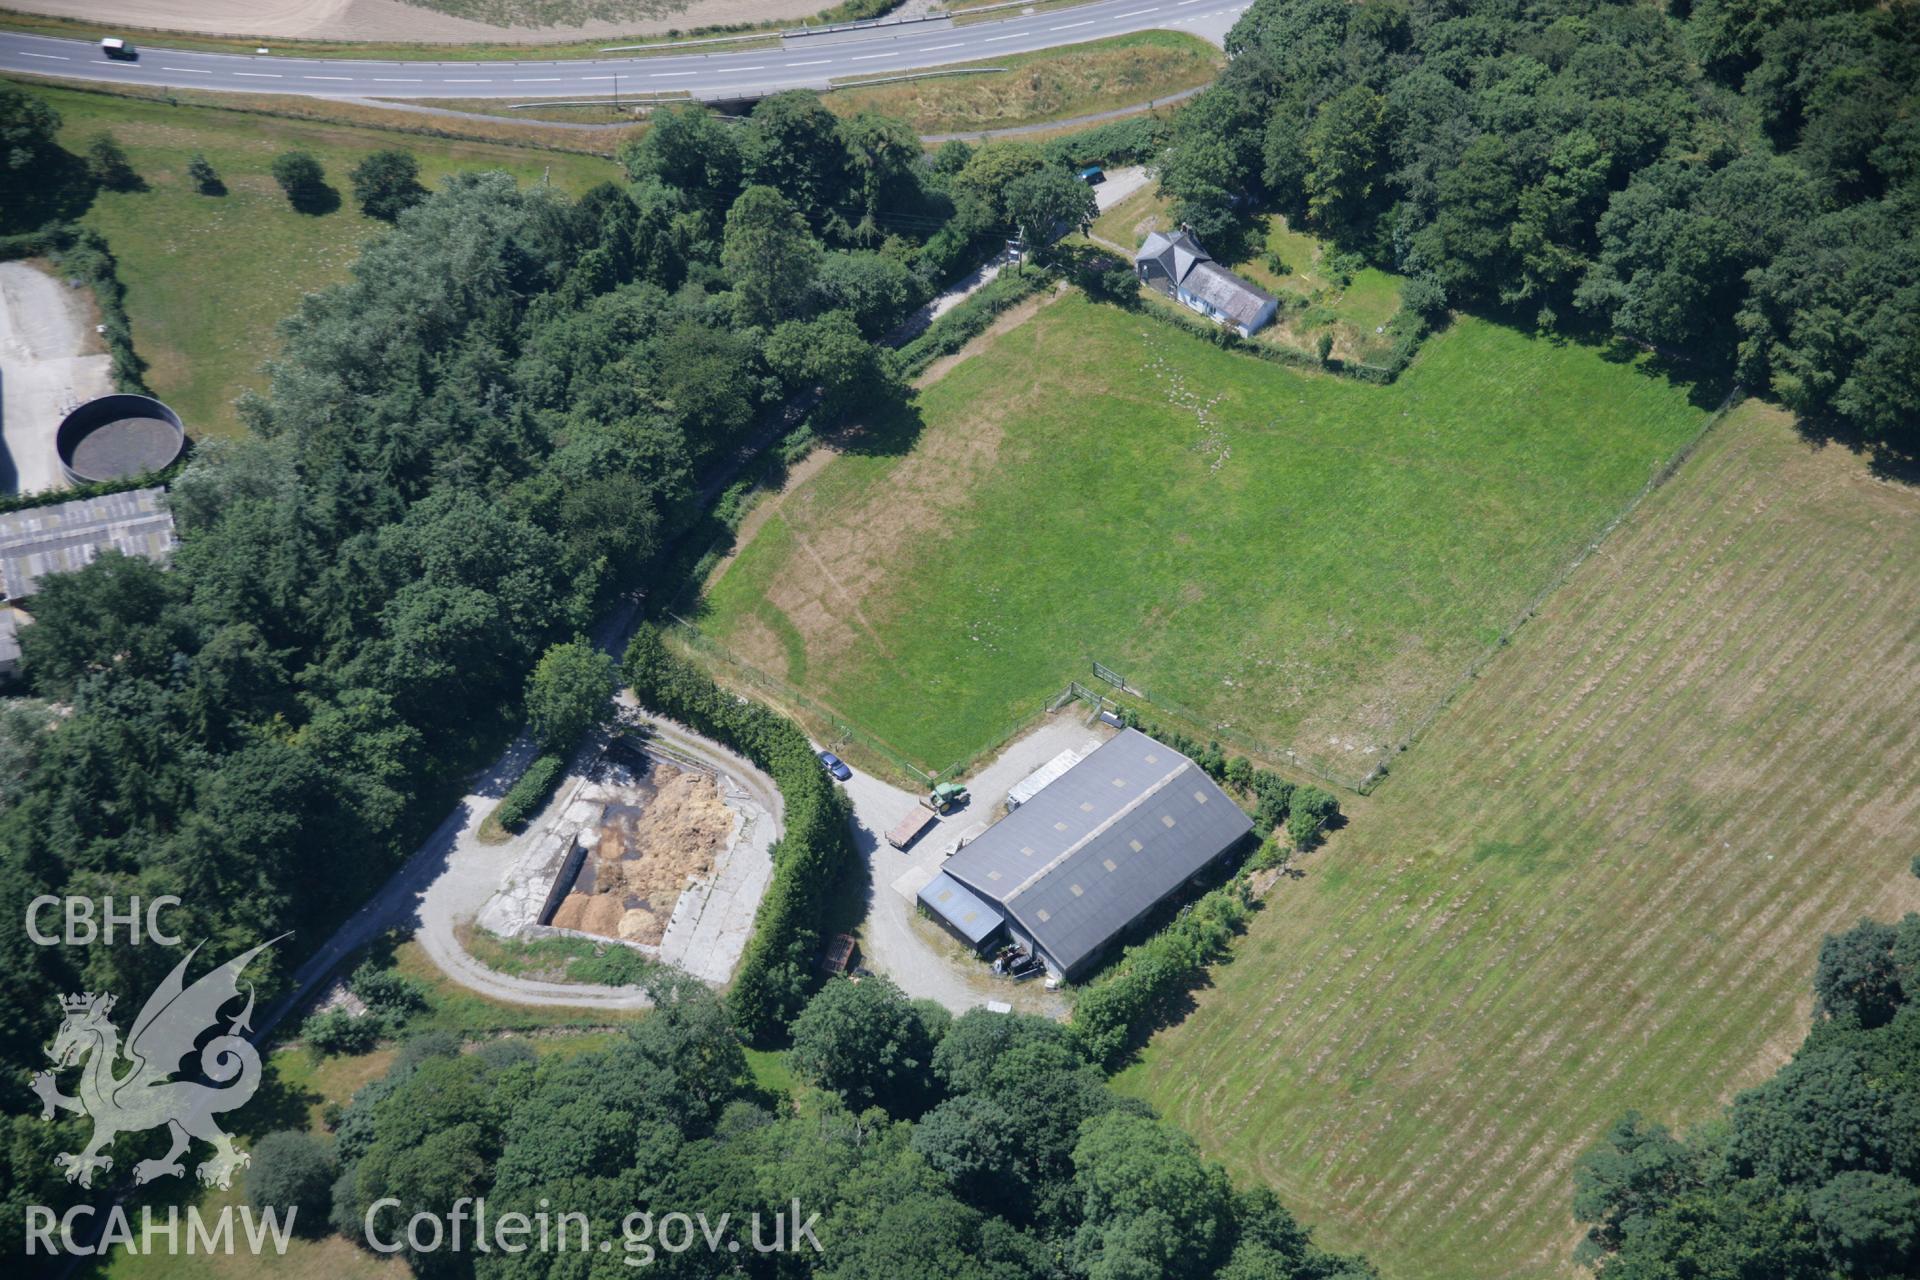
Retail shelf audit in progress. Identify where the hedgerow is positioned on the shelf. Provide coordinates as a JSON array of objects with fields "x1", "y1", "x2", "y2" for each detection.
[
  {"x1": 493, "y1": 754, "x2": 565, "y2": 832},
  {"x1": 621, "y1": 623, "x2": 856, "y2": 1040},
  {"x1": 1071, "y1": 873, "x2": 1256, "y2": 1069},
  {"x1": 1112, "y1": 706, "x2": 1335, "y2": 841},
  {"x1": 893, "y1": 269, "x2": 1048, "y2": 379},
  {"x1": 1040, "y1": 115, "x2": 1170, "y2": 169}
]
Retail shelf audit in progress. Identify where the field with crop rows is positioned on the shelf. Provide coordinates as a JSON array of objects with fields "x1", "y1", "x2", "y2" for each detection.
[{"x1": 1114, "y1": 401, "x2": 1920, "y2": 1280}]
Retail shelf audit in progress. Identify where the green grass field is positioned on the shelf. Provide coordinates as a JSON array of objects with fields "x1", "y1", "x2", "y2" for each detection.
[
  {"x1": 1113, "y1": 401, "x2": 1920, "y2": 1280},
  {"x1": 19, "y1": 82, "x2": 618, "y2": 438},
  {"x1": 691, "y1": 293, "x2": 1710, "y2": 779}
]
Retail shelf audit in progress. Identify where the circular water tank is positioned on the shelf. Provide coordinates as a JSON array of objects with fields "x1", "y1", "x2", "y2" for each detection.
[{"x1": 56, "y1": 394, "x2": 186, "y2": 485}]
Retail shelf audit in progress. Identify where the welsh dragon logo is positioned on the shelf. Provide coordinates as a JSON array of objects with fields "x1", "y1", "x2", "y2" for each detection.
[{"x1": 32, "y1": 938, "x2": 279, "y2": 1190}]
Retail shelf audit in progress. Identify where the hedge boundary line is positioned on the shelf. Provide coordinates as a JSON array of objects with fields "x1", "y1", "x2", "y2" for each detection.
[
  {"x1": 0, "y1": 222, "x2": 147, "y2": 393},
  {"x1": 893, "y1": 267, "x2": 1050, "y2": 380},
  {"x1": 621, "y1": 623, "x2": 857, "y2": 1040}
]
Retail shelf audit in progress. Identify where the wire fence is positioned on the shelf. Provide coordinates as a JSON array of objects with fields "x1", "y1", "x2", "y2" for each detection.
[
  {"x1": 662, "y1": 621, "x2": 1136, "y2": 792},
  {"x1": 1375, "y1": 383, "x2": 1747, "y2": 778},
  {"x1": 661, "y1": 617, "x2": 943, "y2": 784},
  {"x1": 1077, "y1": 667, "x2": 1374, "y2": 792}
]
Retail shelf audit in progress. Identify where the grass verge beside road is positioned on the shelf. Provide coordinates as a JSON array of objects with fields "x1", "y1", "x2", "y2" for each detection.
[
  {"x1": 1114, "y1": 400, "x2": 1920, "y2": 1280},
  {"x1": 41, "y1": 78, "x2": 634, "y2": 151},
  {"x1": 822, "y1": 32, "x2": 1222, "y2": 134},
  {"x1": 0, "y1": 7, "x2": 781, "y2": 61},
  {"x1": 689, "y1": 291, "x2": 1710, "y2": 782},
  {"x1": 391, "y1": 940, "x2": 649, "y2": 1033},
  {"x1": 16, "y1": 80, "x2": 617, "y2": 438}
]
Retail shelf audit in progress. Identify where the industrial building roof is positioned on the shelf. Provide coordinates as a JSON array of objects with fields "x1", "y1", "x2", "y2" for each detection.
[
  {"x1": 917, "y1": 871, "x2": 1004, "y2": 946},
  {"x1": 0, "y1": 487, "x2": 175, "y2": 601},
  {"x1": 942, "y1": 728, "x2": 1252, "y2": 977}
]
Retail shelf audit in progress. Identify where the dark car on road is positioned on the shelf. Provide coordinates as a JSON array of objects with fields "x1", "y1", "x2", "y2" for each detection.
[{"x1": 817, "y1": 750, "x2": 851, "y2": 781}]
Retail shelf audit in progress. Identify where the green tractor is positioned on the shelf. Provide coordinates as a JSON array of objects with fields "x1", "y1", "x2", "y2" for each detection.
[{"x1": 926, "y1": 782, "x2": 969, "y2": 814}]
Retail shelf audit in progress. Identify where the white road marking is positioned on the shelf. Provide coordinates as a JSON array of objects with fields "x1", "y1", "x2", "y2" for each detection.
[
  {"x1": 513, "y1": 76, "x2": 561, "y2": 81},
  {"x1": 985, "y1": 33, "x2": 1017, "y2": 41},
  {"x1": 303, "y1": 75, "x2": 352, "y2": 80},
  {"x1": 372, "y1": 77, "x2": 422, "y2": 82},
  {"x1": 578, "y1": 75, "x2": 615, "y2": 80},
  {"x1": 1115, "y1": 7, "x2": 1160, "y2": 16},
  {"x1": 651, "y1": 71, "x2": 697, "y2": 77},
  {"x1": 1050, "y1": 19, "x2": 1095, "y2": 29},
  {"x1": 923, "y1": 42, "x2": 961, "y2": 50},
  {"x1": 732, "y1": 65, "x2": 766, "y2": 70},
  {"x1": 786, "y1": 59, "x2": 830, "y2": 66},
  {"x1": 164, "y1": 66, "x2": 213, "y2": 74},
  {"x1": 851, "y1": 52, "x2": 892, "y2": 60},
  {"x1": 445, "y1": 78, "x2": 492, "y2": 83},
  {"x1": 20, "y1": 52, "x2": 68, "y2": 60},
  {"x1": 232, "y1": 71, "x2": 282, "y2": 78}
]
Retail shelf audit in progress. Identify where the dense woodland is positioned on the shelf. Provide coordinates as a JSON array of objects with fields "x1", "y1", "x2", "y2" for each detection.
[
  {"x1": 292, "y1": 975, "x2": 1377, "y2": 1280},
  {"x1": 0, "y1": 89, "x2": 1102, "y2": 1249},
  {"x1": 1573, "y1": 913, "x2": 1920, "y2": 1278},
  {"x1": 1160, "y1": 0, "x2": 1919, "y2": 457}
]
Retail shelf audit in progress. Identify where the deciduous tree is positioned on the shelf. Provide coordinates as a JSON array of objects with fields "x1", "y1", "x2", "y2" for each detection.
[
  {"x1": 722, "y1": 184, "x2": 820, "y2": 326},
  {"x1": 523, "y1": 639, "x2": 615, "y2": 752},
  {"x1": 349, "y1": 150, "x2": 427, "y2": 222}
]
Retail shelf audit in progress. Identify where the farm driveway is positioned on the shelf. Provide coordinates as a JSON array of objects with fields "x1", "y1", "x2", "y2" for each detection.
[
  {"x1": 263, "y1": 703, "x2": 782, "y2": 1032},
  {"x1": 0, "y1": 261, "x2": 108, "y2": 496},
  {"x1": 833, "y1": 710, "x2": 1112, "y2": 1017},
  {"x1": 1093, "y1": 165, "x2": 1151, "y2": 212}
]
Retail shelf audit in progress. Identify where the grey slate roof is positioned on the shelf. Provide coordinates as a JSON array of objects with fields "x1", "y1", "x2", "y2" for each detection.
[
  {"x1": 1183, "y1": 260, "x2": 1278, "y2": 329},
  {"x1": 917, "y1": 871, "x2": 1004, "y2": 947},
  {"x1": 1137, "y1": 229, "x2": 1213, "y2": 282},
  {"x1": 1135, "y1": 229, "x2": 1276, "y2": 331},
  {"x1": 941, "y1": 729, "x2": 1252, "y2": 977},
  {"x1": 0, "y1": 487, "x2": 175, "y2": 601}
]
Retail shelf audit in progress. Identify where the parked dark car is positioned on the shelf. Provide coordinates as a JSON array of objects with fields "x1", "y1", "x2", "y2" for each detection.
[{"x1": 817, "y1": 750, "x2": 851, "y2": 781}]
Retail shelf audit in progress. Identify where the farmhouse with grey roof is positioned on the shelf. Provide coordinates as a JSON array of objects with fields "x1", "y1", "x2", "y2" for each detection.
[
  {"x1": 0, "y1": 486, "x2": 175, "y2": 603},
  {"x1": 918, "y1": 728, "x2": 1253, "y2": 980},
  {"x1": 1135, "y1": 230, "x2": 1279, "y2": 338}
]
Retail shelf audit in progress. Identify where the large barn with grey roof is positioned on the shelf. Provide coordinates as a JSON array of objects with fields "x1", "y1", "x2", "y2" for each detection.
[{"x1": 918, "y1": 729, "x2": 1253, "y2": 980}]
